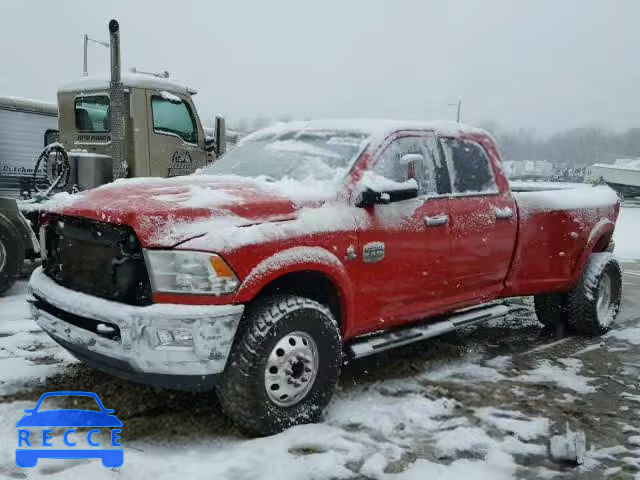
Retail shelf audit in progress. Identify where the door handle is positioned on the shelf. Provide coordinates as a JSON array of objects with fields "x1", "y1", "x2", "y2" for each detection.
[
  {"x1": 424, "y1": 214, "x2": 449, "y2": 227},
  {"x1": 494, "y1": 207, "x2": 514, "y2": 220}
]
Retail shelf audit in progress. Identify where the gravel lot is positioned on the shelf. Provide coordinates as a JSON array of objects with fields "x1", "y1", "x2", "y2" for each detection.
[{"x1": 0, "y1": 207, "x2": 639, "y2": 479}]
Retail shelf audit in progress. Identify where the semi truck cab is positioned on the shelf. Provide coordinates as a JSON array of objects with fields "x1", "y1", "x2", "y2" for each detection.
[
  {"x1": 0, "y1": 18, "x2": 227, "y2": 294},
  {"x1": 56, "y1": 73, "x2": 217, "y2": 190}
]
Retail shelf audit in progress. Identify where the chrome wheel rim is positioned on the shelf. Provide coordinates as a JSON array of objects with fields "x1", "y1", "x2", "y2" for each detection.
[
  {"x1": 597, "y1": 271, "x2": 614, "y2": 326},
  {"x1": 0, "y1": 241, "x2": 6, "y2": 273},
  {"x1": 264, "y1": 331, "x2": 319, "y2": 407}
]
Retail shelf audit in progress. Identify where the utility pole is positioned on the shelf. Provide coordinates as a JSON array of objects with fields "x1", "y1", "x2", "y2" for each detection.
[
  {"x1": 82, "y1": 34, "x2": 110, "y2": 76},
  {"x1": 448, "y1": 99, "x2": 462, "y2": 122}
]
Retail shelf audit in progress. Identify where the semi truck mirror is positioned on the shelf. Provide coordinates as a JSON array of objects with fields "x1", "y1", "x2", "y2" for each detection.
[{"x1": 215, "y1": 116, "x2": 226, "y2": 157}]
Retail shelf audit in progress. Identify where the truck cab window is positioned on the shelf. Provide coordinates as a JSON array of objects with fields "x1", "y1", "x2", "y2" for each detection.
[
  {"x1": 75, "y1": 96, "x2": 110, "y2": 132},
  {"x1": 151, "y1": 96, "x2": 198, "y2": 144},
  {"x1": 440, "y1": 137, "x2": 497, "y2": 194},
  {"x1": 373, "y1": 135, "x2": 442, "y2": 195}
]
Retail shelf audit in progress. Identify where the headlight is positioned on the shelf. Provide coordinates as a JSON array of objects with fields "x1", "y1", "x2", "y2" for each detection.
[{"x1": 144, "y1": 250, "x2": 239, "y2": 295}]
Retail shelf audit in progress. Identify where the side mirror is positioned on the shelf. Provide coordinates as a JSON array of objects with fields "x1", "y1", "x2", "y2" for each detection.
[
  {"x1": 215, "y1": 116, "x2": 226, "y2": 157},
  {"x1": 357, "y1": 183, "x2": 419, "y2": 208},
  {"x1": 205, "y1": 137, "x2": 217, "y2": 153},
  {"x1": 399, "y1": 153, "x2": 424, "y2": 181}
]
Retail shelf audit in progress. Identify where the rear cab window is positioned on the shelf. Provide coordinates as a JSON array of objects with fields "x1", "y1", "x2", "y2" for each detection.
[
  {"x1": 440, "y1": 137, "x2": 498, "y2": 195},
  {"x1": 151, "y1": 95, "x2": 198, "y2": 144},
  {"x1": 75, "y1": 96, "x2": 110, "y2": 132}
]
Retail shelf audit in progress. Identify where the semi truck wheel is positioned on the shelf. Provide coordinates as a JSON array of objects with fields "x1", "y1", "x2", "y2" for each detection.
[
  {"x1": 217, "y1": 295, "x2": 342, "y2": 436},
  {"x1": 533, "y1": 293, "x2": 569, "y2": 335},
  {"x1": 567, "y1": 253, "x2": 622, "y2": 336},
  {"x1": 0, "y1": 221, "x2": 24, "y2": 295}
]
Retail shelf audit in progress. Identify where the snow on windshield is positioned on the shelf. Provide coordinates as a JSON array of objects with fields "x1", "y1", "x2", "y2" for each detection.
[{"x1": 202, "y1": 129, "x2": 369, "y2": 183}]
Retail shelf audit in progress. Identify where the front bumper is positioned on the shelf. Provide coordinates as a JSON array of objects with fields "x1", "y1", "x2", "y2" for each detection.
[{"x1": 28, "y1": 267, "x2": 244, "y2": 386}]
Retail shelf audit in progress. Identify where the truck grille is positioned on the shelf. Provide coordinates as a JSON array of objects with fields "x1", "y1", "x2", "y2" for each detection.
[{"x1": 43, "y1": 215, "x2": 152, "y2": 306}]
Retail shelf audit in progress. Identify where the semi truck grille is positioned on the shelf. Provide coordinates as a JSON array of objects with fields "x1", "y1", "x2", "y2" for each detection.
[{"x1": 43, "y1": 215, "x2": 152, "y2": 306}]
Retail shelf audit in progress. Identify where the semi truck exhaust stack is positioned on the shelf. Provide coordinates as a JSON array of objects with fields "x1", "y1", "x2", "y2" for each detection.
[{"x1": 108, "y1": 19, "x2": 127, "y2": 179}]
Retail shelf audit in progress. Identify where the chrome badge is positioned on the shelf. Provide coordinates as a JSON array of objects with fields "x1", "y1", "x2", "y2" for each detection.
[{"x1": 362, "y1": 242, "x2": 385, "y2": 263}]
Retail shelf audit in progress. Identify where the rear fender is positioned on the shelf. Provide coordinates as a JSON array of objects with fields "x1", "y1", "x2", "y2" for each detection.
[
  {"x1": 570, "y1": 218, "x2": 615, "y2": 285},
  {"x1": 234, "y1": 246, "x2": 354, "y2": 332}
]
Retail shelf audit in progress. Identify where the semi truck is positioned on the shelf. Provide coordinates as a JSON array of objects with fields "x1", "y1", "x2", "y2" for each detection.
[{"x1": 0, "y1": 19, "x2": 228, "y2": 294}]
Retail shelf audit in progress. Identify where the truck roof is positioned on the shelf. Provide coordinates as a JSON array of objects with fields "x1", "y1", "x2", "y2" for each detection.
[
  {"x1": 242, "y1": 119, "x2": 491, "y2": 144},
  {"x1": 0, "y1": 96, "x2": 57, "y2": 116},
  {"x1": 58, "y1": 72, "x2": 197, "y2": 96}
]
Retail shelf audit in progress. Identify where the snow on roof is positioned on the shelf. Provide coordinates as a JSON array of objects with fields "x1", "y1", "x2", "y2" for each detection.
[
  {"x1": 0, "y1": 96, "x2": 57, "y2": 115},
  {"x1": 58, "y1": 73, "x2": 197, "y2": 95},
  {"x1": 240, "y1": 119, "x2": 490, "y2": 145}
]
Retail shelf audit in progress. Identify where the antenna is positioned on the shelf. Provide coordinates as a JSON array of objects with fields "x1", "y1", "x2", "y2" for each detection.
[{"x1": 130, "y1": 67, "x2": 170, "y2": 78}]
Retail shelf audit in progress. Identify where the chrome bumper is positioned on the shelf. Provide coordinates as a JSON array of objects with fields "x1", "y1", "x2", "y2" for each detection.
[{"x1": 28, "y1": 267, "x2": 244, "y2": 377}]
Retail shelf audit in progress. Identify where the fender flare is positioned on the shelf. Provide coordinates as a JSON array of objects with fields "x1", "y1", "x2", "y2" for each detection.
[
  {"x1": 571, "y1": 218, "x2": 615, "y2": 284},
  {"x1": 234, "y1": 246, "x2": 355, "y2": 332}
]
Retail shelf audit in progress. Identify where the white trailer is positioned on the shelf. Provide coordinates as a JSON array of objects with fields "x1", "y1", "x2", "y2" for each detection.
[
  {"x1": 586, "y1": 159, "x2": 640, "y2": 198},
  {"x1": 0, "y1": 96, "x2": 58, "y2": 198}
]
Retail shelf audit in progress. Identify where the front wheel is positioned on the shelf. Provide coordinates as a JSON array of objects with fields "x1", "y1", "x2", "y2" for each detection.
[
  {"x1": 217, "y1": 295, "x2": 342, "y2": 436},
  {"x1": 568, "y1": 253, "x2": 622, "y2": 336}
]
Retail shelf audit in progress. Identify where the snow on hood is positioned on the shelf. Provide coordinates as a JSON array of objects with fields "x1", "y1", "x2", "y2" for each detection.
[{"x1": 50, "y1": 174, "x2": 344, "y2": 248}]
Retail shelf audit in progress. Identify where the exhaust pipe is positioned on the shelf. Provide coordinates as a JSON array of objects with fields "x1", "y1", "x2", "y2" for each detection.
[
  {"x1": 108, "y1": 19, "x2": 127, "y2": 179},
  {"x1": 109, "y1": 19, "x2": 121, "y2": 83}
]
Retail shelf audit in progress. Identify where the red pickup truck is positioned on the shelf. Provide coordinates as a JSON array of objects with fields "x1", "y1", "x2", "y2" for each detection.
[{"x1": 29, "y1": 120, "x2": 622, "y2": 435}]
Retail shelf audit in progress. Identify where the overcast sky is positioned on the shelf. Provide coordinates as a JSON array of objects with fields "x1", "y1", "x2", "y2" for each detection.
[{"x1": 1, "y1": 0, "x2": 637, "y2": 135}]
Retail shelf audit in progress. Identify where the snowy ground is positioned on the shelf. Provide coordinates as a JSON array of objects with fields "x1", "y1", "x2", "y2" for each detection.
[{"x1": 0, "y1": 205, "x2": 639, "y2": 479}]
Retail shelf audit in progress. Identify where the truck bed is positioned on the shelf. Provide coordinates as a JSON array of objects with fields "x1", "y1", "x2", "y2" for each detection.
[{"x1": 504, "y1": 182, "x2": 620, "y2": 296}]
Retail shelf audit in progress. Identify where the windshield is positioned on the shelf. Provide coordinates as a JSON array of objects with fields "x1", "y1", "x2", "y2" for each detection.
[{"x1": 202, "y1": 129, "x2": 369, "y2": 182}]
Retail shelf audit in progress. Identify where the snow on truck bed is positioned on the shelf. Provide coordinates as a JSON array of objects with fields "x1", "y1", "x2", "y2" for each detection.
[{"x1": 511, "y1": 182, "x2": 619, "y2": 212}]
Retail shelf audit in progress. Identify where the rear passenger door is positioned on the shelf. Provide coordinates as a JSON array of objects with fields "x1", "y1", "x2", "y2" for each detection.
[{"x1": 441, "y1": 137, "x2": 517, "y2": 303}]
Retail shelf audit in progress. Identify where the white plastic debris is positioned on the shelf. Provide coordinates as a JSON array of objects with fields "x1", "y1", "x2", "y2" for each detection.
[
  {"x1": 96, "y1": 323, "x2": 116, "y2": 334},
  {"x1": 549, "y1": 423, "x2": 586, "y2": 465}
]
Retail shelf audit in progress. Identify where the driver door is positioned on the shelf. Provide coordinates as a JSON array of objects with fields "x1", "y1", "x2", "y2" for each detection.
[
  {"x1": 146, "y1": 91, "x2": 207, "y2": 177},
  {"x1": 355, "y1": 131, "x2": 453, "y2": 335}
]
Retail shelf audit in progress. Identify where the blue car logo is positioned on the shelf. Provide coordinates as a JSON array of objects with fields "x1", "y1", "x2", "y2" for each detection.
[{"x1": 16, "y1": 391, "x2": 123, "y2": 468}]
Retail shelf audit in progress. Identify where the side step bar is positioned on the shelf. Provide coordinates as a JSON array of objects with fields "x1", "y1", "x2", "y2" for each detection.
[{"x1": 348, "y1": 304, "x2": 510, "y2": 359}]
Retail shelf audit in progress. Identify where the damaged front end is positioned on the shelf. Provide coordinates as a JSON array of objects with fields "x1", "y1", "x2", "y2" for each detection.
[{"x1": 29, "y1": 215, "x2": 244, "y2": 389}]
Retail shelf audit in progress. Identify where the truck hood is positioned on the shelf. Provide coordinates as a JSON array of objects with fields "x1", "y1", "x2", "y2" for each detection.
[{"x1": 59, "y1": 176, "x2": 314, "y2": 247}]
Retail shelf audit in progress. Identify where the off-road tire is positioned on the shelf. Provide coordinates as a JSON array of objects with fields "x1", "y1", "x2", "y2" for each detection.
[
  {"x1": 217, "y1": 295, "x2": 342, "y2": 436},
  {"x1": 534, "y1": 293, "x2": 569, "y2": 334},
  {"x1": 0, "y1": 221, "x2": 24, "y2": 295},
  {"x1": 567, "y1": 252, "x2": 622, "y2": 336}
]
